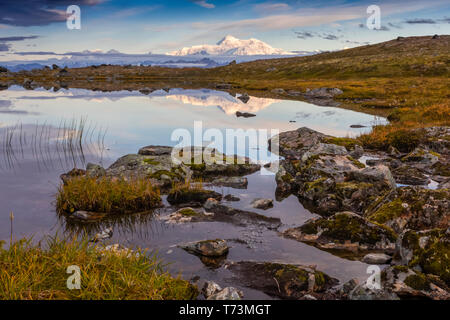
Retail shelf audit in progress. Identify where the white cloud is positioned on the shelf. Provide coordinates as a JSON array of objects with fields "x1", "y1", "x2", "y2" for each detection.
[{"x1": 192, "y1": 1, "x2": 215, "y2": 9}]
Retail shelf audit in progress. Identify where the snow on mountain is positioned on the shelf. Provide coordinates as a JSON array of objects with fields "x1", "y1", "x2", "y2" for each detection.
[{"x1": 169, "y1": 35, "x2": 293, "y2": 56}]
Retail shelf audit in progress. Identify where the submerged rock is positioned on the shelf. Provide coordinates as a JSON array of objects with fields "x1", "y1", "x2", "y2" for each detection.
[
  {"x1": 226, "y1": 261, "x2": 338, "y2": 300},
  {"x1": 91, "y1": 228, "x2": 113, "y2": 242},
  {"x1": 167, "y1": 188, "x2": 222, "y2": 205},
  {"x1": 224, "y1": 194, "x2": 240, "y2": 201}
]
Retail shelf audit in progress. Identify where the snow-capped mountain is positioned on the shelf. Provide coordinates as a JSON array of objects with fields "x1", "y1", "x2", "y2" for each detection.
[{"x1": 169, "y1": 35, "x2": 293, "y2": 56}]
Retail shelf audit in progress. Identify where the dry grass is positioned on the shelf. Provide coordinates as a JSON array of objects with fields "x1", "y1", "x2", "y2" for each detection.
[
  {"x1": 56, "y1": 176, "x2": 162, "y2": 215},
  {"x1": 0, "y1": 237, "x2": 198, "y2": 300}
]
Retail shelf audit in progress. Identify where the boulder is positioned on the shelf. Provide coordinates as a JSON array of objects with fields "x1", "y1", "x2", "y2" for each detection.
[
  {"x1": 282, "y1": 212, "x2": 397, "y2": 252},
  {"x1": 251, "y1": 198, "x2": 273, "y2": 210},
  {"x1": 362, "y1": 253, "x2": 392, "y2": 264},
  {"x1": 179, "y1": 239, "x2": 229, "y2": 257},
  {"x1": 304, "y1": 87, "x2": 343, "y2": 99}
]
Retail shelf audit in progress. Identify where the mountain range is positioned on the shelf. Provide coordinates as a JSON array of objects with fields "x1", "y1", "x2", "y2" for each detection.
[{"x1": 169, "y1": 35, "x2": 293, "y2": 56}]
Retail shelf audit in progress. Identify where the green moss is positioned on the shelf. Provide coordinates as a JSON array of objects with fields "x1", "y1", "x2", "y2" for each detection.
[
  {"x1": 186, "y1": 163, "x2": 206, "y2": 171},
  {"x1": 346, "y1": 156, "x2": 365, "y2": 168},
  {"x1": 178, "y1": 208, "x2": 198, "y2": 217},
  {"x1": 324, "y1": 137, "x2": 357, "y2": 150},
  {"x1": 368, "y1": 198, "x2": 406, "y2": 224},
  {"x1": 335, "y1": 181, "x2": 372, "y2": 199},
  {"x1": 281, "y1": 173, "x2": 294, "y2": 183},
  {"x1": 419, "y1": 241, "x2": 450, "y2": 285},
  {"x1": 387, "y1": 129, "x2": 423, "y2": 153},
  {"x1": 143, "y1": 158, "x2": 160, "y2": 165},
  {"x1": 392, "y1": 265, "x2": 409, "y2": 273},
  {"x1": 404, "y1": 273, "x2": 430, "y2": 291},
  {"x1": 300, "y1": 221, "x2": 319, "y2": 235},
  {"x1": 149, "y1": 169, "x2": 182, "y2": 180},
  {"x1": 304, "y1": 177, "x2": 327, "y2": 192}
]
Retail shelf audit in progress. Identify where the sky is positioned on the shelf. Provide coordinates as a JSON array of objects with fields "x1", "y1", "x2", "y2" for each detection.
[{"x1": 0, "y1": 0, "x2": 449, "y2": 61}]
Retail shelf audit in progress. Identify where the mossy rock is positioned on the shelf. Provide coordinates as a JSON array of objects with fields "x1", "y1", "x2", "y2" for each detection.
[{"x1": 167, "y1": 188, "x2": 222, "y2": 205}]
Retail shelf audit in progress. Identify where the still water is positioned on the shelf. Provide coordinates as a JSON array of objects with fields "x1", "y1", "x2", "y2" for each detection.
[{"x1": 0, "y1": 86, "x2": 387, "y2": 298}]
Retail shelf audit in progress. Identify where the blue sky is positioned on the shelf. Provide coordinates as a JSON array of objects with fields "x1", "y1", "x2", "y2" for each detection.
[{"x1": 0, "y1": 0, "x2": 449, "y2": 60}]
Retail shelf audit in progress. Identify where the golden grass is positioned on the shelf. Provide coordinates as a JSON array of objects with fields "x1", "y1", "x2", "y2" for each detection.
[
  {"x1": 56, "y1": 176, "x2": 162, "y2": 215},
  {"x1": 0, "y1": 237, "x2": 198, "y2": 300}
]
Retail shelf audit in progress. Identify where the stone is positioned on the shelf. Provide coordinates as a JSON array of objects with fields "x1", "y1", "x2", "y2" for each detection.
[
  {"x1": 138, "y1": 145, "x2": 172, "y2": 156},
  {"x1": 179, "y1": 239, "x2": 229, "y2": 257},
  {"x1": 271, "y1": 88, "x2": 285, "y2": 94},
  {"x1": 207, "y1": 287, "x2": 243, "y2": 300},
  {"x1": 362, "y1": 253, "x2": 392, "y2": 264},
  {"x1": 392, "y1": 166, "x2": 429, "y2": 185},
  {"x1": 202, "y1": 281, "x2": 222, "y2": 298},
  {"x1": 304, "y1": 87, "x2": 343, "y2": 99},
  {"x1": 60, "y1": 168, "x2": 86, "y2": 184},
  {"x1": 401, "y1": 147, "x2": 439, "y2": 165},
  {"x1": 226, "y1": 261, "x2": 338, "y2": 300},
  {"x1": 251, "y1": 198, "x2": 273, "y2": 210},
  {"x1": 349, "y1": 145, "x2": 364, "y2": 159},
  {"x1": 69, "y1": 210, "x2": 106, "y2": 221},
  {"x1": 224, "y1": 194, "x2": 240, "y2": 201},
  {"x1": 211, "y1": 176, "x2": 248, "y2": 189},
  {"x1": 86, "y1": 163, "x2": 106, "y2": 178},
  {"x1": 283, "y1": 212, "x2": 397, "y2": 252},
  {"x1": 235, "y1": 111, "x2": 256, "y2": 118},
  {"x1": 167, "y1": 188, "x2": 222, "y2": 205},
  {"x1": 91, "y1": 228, "x2": 113, "y2": 242},
  {"x1": 348, "y1": 165, "x2": 397, "y2": 189}
]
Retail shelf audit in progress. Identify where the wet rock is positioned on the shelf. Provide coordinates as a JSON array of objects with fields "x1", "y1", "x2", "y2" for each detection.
[
  {"x1": 203, "y1": 198, "x2": 281, "y2": 229},
  {"x1": 283, "y1": 212, "x2": 397, "y2": 252},
  {"x1": 161, "y1": 207, "x2": 213, "y2": 224},
  {"x1": 179, "y1": 239, "x2": 229, "y2": 257},
  {"x1": 235, "y1": 111, "x2": 256, "y2": 118},
  {"x1": 210, "y1": 176, "x2": 248, "y2": 189},
  {"x1": 167, "y1": 188, "x2": 222, "y2": 205},
  {"x1": 224, "y1": 194, "x2": 240, "y2": 201},
  {"x1": 362, "y1": 253, "x2": 392, "y2": 264},
  {"x1": 251, "y1": 198, "x2": 273, "y2": 210},
  {"x1": 226, "y1": 261, "x2": 338, "y2": 300},
  {"x1": 237, "y1": 93, "x2": 250, "y2": 103},
  {"x1": 207, "y1": 287, "x2": 243, "y2": 300}
]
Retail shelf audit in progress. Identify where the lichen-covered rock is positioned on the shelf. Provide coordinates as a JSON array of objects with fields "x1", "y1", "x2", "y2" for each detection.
[
  {"x1": 394, "y1": 229, "x2": 449, "y2": 286},
  {"x1": 209, "y1": 176, "x2": 248, "y2": 189},
  {"x1": 226, "y1": 261, "x2": 338, "y2": 300},
  {"x1": 392, "y1": 165, "x2": 430, "y2": 185},
  {"x1": 366, "y1": 187, "x2": 449, "y2": 233},
  {"x1": 282, "y1": 212, "x2": 397, "y2": 252},
  {"x1": 401, "y1": 147, "x2": 439, "y2": 165}
]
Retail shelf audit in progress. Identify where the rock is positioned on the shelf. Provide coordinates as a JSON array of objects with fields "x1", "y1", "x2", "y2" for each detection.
[
  {"x1": 366, "y1": 187, "x2": 449, "y2": 233},
  {"x1": 224, "y1": 194, "x2": 240, "y2": 201},
  {"x1": 226, "y1": 261, "x2": 338, "y2": 300},
  {"x1": 52, "y1": 64, "x2": 60, "y2": 70},
  {"x1": 287, "y1": 90, "x2": 302, "y2": 96},
  {"x1": 167, "y1": 188, "x2": 222, "y2": 205},
  {"x1": 349, "y1": 145, "x2": 364, "y2": 159},
  {"x1": 235, "y1": 111, "x2": 256, "y2": 118},
  {"x1": 348, "y1": 165, "x2": 397, "y2": 189},
  {"x1": 86, "y1": 163, "x2": 106, "y2": 178},
  {"x1": 432, "y1": 34, "x2": 440, "y2": 39},
  {"x1": 394, "y1": 229, "x2": 449, "y2": 286},
  {"x1": 271, "y1": 88, "x2": 285, "y2": 94},
  {"x1": 392, "y1": 166, "x2": 429, "y2": 185},
  {"x1": 350, "y1": 283, "x2": 399, "y2": 300},
  {"x1": 207, "y1": 287, "x2": 243, "y2": 300},
  {"x1": 283, "y1": 212, "x2": 397, "y2": 252},
  {"x1": 179, "y1": 239, "x2": 229, "y2": 257},
  {"x1": 69, "y1": 211, "x2": 106, "y2": 221},
  {"x1": 362, "y1": 253, "x2": 392, "y2": 264},
  {"x1": 304, "y1": 87, "x2": 343, "y2": 99},
  {"x1": 98, "y1": 244, "x2": 137, "y2": 258},
  {"x1": 203, "y1": 198, "x2": 281, "y2": 229},
  {"x1": 161, "y1": 207, "x2": 212, "y2": 224},
  {"x1": 350, "y1": 124, "x2": 366, "y2": 128},
  {"x1": 251, "y1": 198, "x2": 273, "y2": 210},
  {"x1": 60, "y1": 168, "x2": 86, "y2": 184},
  {"x1": 210, "y1": 176, "x2": 248, "y2": 189},
  {"x1": 91, "y1": 228, "x2": 113, "y2": 242},
  {"x1": 138, "y1": 145, "x2": 172, "y2": 156},
  {"x1": 237, "y1": 93, "x2": 250, "y2": 103},
  {"x1": 0, "y1": 66, "x2": 8, "y2": 73},
  {"x1": 401, "y1": 147, "x2": 439, "y2": 165},
  {"x1": 438, "y1": 179, "x2": 450, "y2": 189},
  {"x1": 301, "y1": 143, "x2": 348, "y2": 162},
  {"x1": 202, "y1": 281, "x2": 222, "y2": 298}
]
